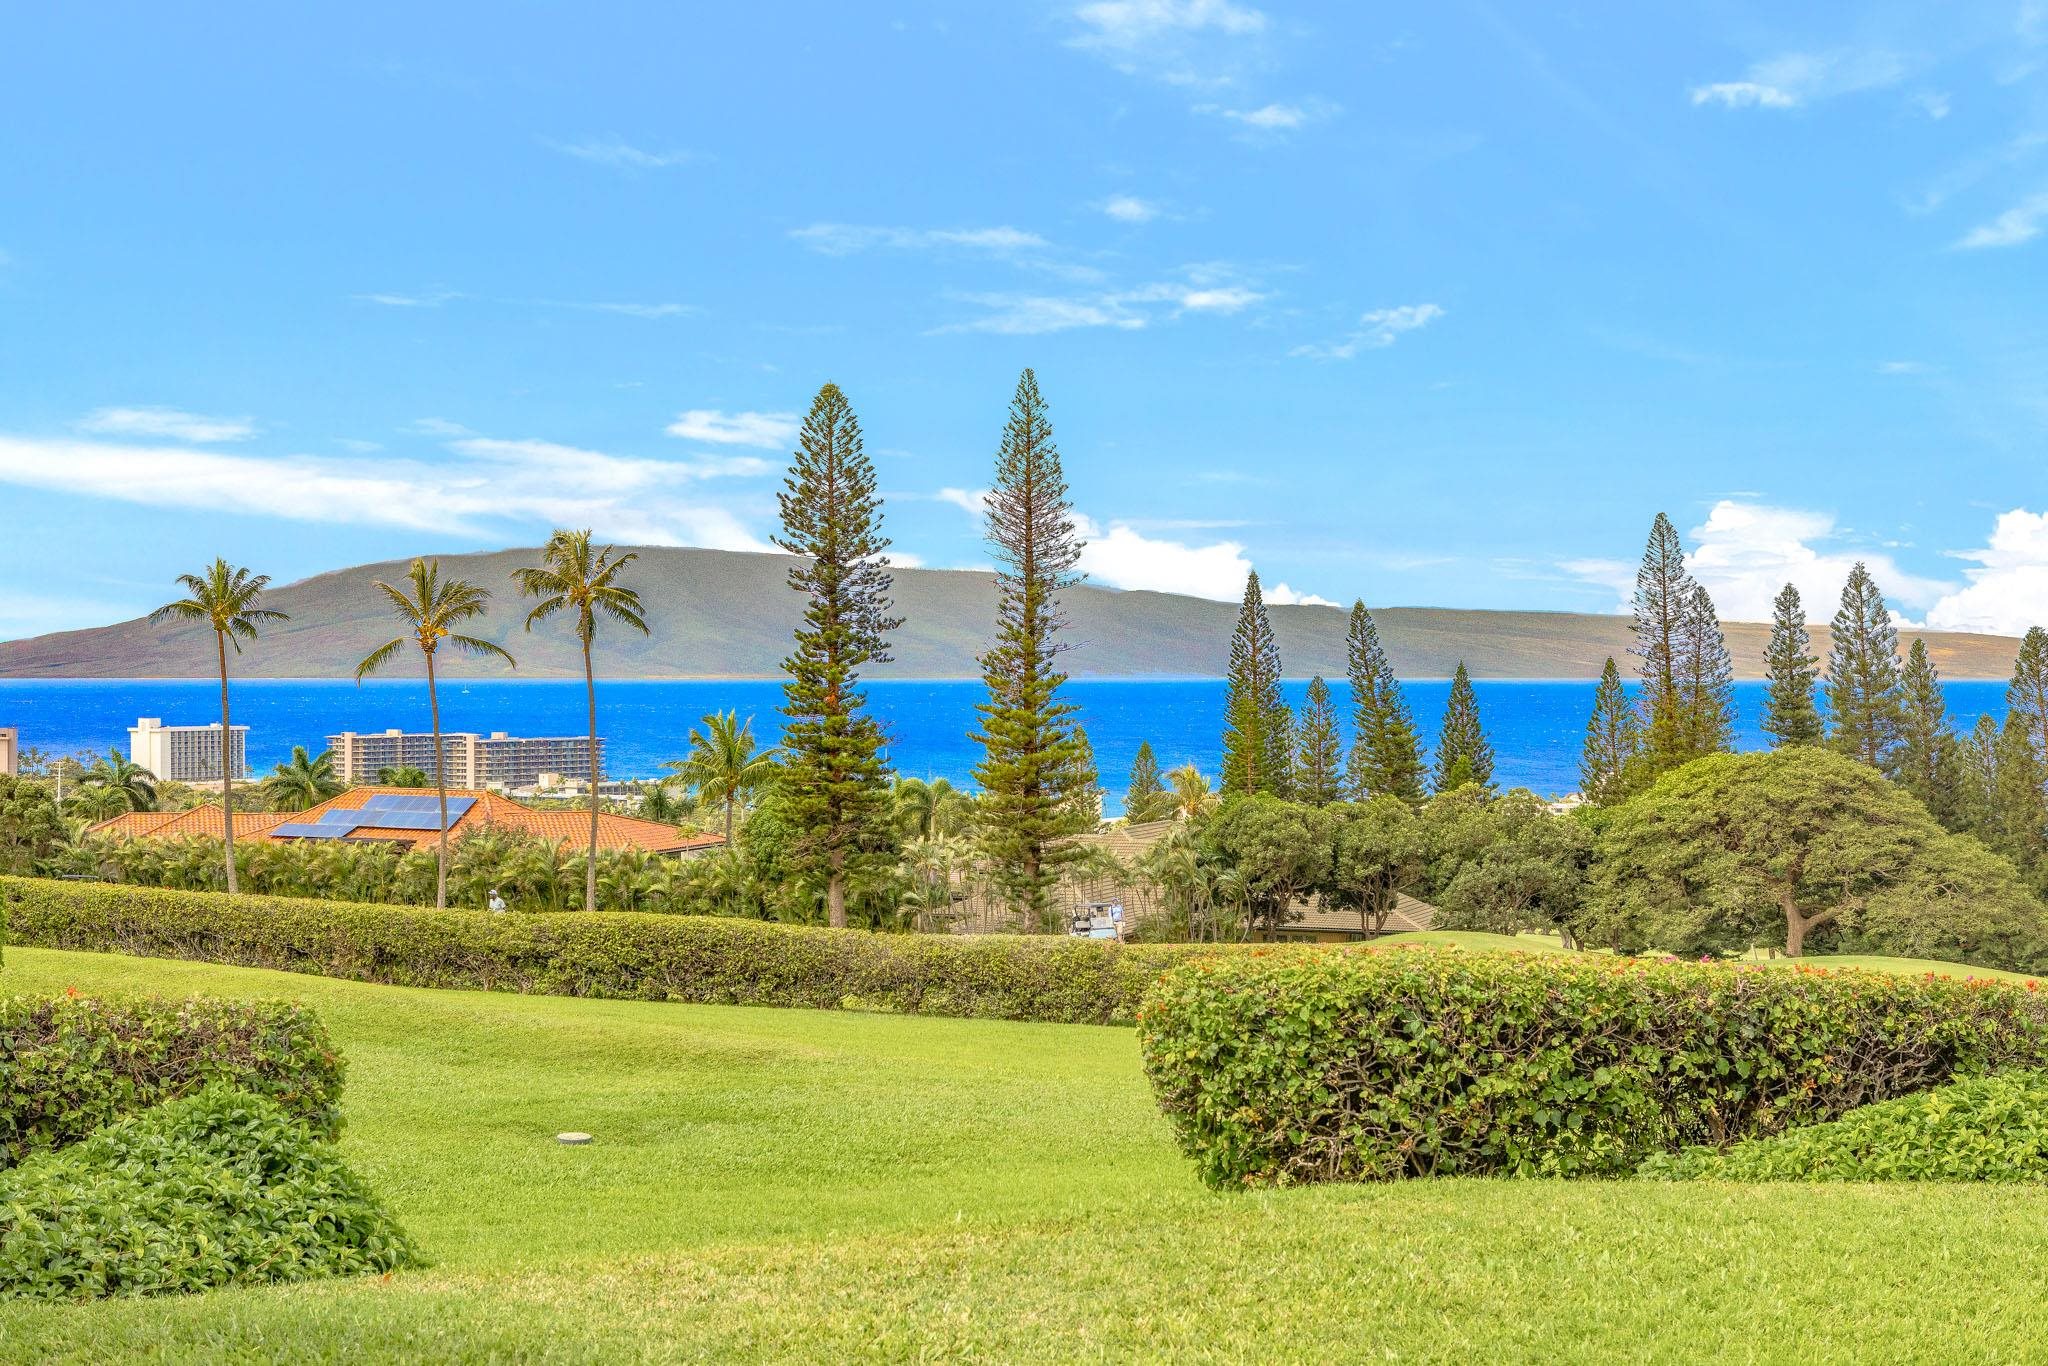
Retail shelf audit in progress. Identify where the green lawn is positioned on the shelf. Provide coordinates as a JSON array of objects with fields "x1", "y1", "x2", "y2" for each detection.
[
  {"x1": 1379, "y1": 930, "x2": 2044, "y2": 985},
  {"x1": 7, "y1": 947, "x2": 2048, "y2": 1362}
]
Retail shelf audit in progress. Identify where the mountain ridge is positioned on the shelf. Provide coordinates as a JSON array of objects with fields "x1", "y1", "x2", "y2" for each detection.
[{"x1": 0, "y1": 545, "x2": 2025, "y2": 681}]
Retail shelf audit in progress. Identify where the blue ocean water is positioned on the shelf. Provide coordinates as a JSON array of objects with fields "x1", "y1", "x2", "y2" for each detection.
[{"x1": 0, "y1": 677, "x2": 2012, "y2": 816}]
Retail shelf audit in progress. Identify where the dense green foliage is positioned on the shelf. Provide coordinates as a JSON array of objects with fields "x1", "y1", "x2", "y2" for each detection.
[
  {"x1": 0, "y1": 776, "x2": 68, "y2": 878},
  {"x1": 1221, "y1": 571, "x2": 1290, "y2": 797},
  {"x1": 1426, "y1": 789, "x2": 1593, "y2": 942},
  {"x1": 0, "y1": 1086, "x2": 416, "y2": 1301},
  {"x1": 1898, "y1": 637, "x2": 1963, "y2": 825},
  {"x1": 1344, "y1": 600, "x2": 1424, "y2": 801},
  {"x1": 1641, "y1": 1068, "x2": 2048, "y2": 1182},
  {"x1": 0, "y1": 875, "x2": 1260, "y2": 1025},
  {"x1": 1761, "y1": 581, "x2": 1823, "y2": 746},
  {"x1": 775, "y1": 383, "x2": 903, "y2": 928},
  {"x1": 1431, "y1": 662, "x2": 1493, "y2": 792},
  {"x1": 1584, "y1": 748, "x2": 2048, "y2": 966},
  {"x1": 1630, "y1": 512, "x2": 1731, "y2": 772},
  {"x1": 1291, "y1": 676, "x2": 1344, "y2": 805},
  {"x1": 1122, "y1": 742, "x2": 1174, "y2": 823},
  {"x1": 972, "y1": 370, "x2": 1093, "y2": 924},
  {"x1": 0, "y1": 991, "x2": 344, "y2": 1165},
  {"x1": 1139, "y1": 947, "x2": 2048, "y2": 1187}
]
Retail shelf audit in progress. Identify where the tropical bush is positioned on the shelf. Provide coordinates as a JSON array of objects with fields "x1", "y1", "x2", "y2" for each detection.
[
  {"x1": 1640, "y1": 1069, "x2": 2048, "y2": 1182},
  {"x1": 1138, "y1": 947, "x2": 2048, "y2": 1188},
  {"x1": 0, "y1": 1086, "x2": 417, "y2": 1301},
  {"x1": 0, "y1": 990, "x2": 344, "y2": 1166},
  {"x1": 0, "y1": 875, "x2": 1273, "y2": 1025}
]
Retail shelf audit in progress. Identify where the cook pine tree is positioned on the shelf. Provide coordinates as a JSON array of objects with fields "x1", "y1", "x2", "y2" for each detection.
[
  {"x1": 1221, "y1": 570, "x2": 1291, "y2": 797},
  {"x1": 1292, "y1": 675, "x2": 1344, "y2": 805},
  {"x1": 775, "y1": 382, "x2": 903, "y2": 929},
  {"x1": 971, "y1": 369, "x2": 1094, "y2": 924},
  {"x1": 1761, "y1": 582, "x2": 1823, "y2": 746},
  {"x1": 1825, "y1": 562, "x2": 1904, "y2": 773},
  {"x1": 1579, "y1": 655, "x2": 1640, "y2": 804},
  {"x1": 1897, "y1": 637, "x2": 1961, "y2": 827},
  {"x1": 1433, "y1": 662, "x2": 1494, "y2": 793},
  {"x1": 1343, "y1": 599, "x2": 1424, "y2": 801}
]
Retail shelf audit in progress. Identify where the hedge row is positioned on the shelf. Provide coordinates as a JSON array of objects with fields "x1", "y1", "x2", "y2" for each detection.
[
  {"x1": 1640, "y1": 1069, "x2": 2048, "y2": 1182},
  {"x1": 0, "y1": 990, "x2": 344, "y2": 1167},
  {"x1": 0, "y1": 1086, "x2": 418, "y2": 1301},
  {"x1": 1138, "y1": 947, "x2": 2048, "y2": 1186},
  {"x1": 0, "y1": 876, "x2": 1268, "y2": 1026}
]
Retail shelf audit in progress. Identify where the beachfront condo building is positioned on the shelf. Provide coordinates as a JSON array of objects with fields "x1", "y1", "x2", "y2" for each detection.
[
  {"x1": 327, "y1": 729, "x2": 607, "y2": 789},
  {"x1": 0, "y1": 727, "x2": 16, "y2": 777},
  {"x1": 129, "y1": 717, "x2": 248, "y2": 784}
]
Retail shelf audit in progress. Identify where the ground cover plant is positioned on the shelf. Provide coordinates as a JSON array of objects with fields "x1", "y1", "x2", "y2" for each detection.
[
  {"x1": 1139, "y1": 947, "x2": 2048, "y2": 1186},
  {"x1": 0, "y1": 1085, "x2": 417, "y2": 1302},
  {"x1": 7, "y1": 948, "x2": 2048, "y2": 1361},
  {"x1": 1640, "y1": 1069, "x2": 2048, "y2": 1182}
]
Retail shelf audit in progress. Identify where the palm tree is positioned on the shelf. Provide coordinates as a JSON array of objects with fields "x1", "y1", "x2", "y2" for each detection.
[
  {"x1": 667, "y1": 711, "x2": 780, "y2": 845},
  {"x1": 514, "y1": 530, "x2": 649, "y2": 914},
  {"x1": 149, "y1": 560, "x2": 288, "y2": 894},
  {"x1": 66, "y1": 782, "x2": 131, "y2": 823},
  {"x1": 893, "y1": 775, "x2": 968, "y2": 841},
  {"x1": 264, "y1": 746, "x2": 347, "y2": 812},
  {"x1": 82, "y1": 747, "x2": 158, "y2": 813},
  {"x1": 1166, "y1": 764, "x2": 1219, "y2": 822},
  {"x1": 354, "y1": 558, "x2": 515, "y2": 910},
  {"x1": 376, "y1": 765, "x2": 431, "y2": 788}
]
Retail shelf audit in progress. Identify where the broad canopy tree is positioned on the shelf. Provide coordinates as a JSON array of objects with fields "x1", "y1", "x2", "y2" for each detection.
[{"x1": 1584, "y1": 747, "x2": 2046, "y2": 968}]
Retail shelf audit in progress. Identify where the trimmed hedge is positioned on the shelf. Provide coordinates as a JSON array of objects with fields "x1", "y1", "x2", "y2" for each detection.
[
  {"x1": 0, "y1": 876, "x2": 1268, "y2": 1026},
  {"x1": 1639, "y1": 1069, "x2": 2048, "y2": 1182},
  {"x1": 0, "y1": 991, "x2": 344, "y2": 1167},
  {"x1": 1139, "y1": 948, "x2": 2048, "y2": 1186},
  {"x1": 0, "y1": 1086, "x2": 418, "y2": 1301}
]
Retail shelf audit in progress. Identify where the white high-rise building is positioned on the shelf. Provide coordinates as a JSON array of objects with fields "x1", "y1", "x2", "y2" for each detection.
[
  {"x1": 128, "y1": 717, "x2": 248, "y2": 784},
  {"x1": 327, "y1": 729, "x2": 605, "y2": 789},
  {"x1": 0, "y1": 727, "x2": 16, "y2": 777}
]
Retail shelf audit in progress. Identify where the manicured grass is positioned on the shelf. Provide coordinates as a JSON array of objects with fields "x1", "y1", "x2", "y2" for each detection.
[
  {"x1": 1793, "y1": 953, "x2": 2041, "y2": 985},
  {"x1": 1376, "y1": 929, "x2": 1569, "y2": 952},
  {"x1": 7, "y1": 947, "x2": 2048, "y2": 1361}
]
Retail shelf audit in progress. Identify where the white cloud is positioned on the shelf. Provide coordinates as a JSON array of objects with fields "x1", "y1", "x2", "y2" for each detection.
[
  {"x1": 1567, "y1": 501, "x2": 1952, "y2": 621},
  {"x1": 1195, "y1": 97, "x2": 1340, "y2": 134},
  {"x1": 1877, "y1": 359, "x2": 1931, "y2": 374},
  {"x1": 935, "y1": 487, "x2": 990, "y2": 517},
  {"x1": 1925, "y1": 509, "x2": 2048, "y2": 635},
  {"x1": 76, "y1": 407, "x2": 258, "y2": 443},
  {"x1": 789, "y1": 224, "x2": 1049, "y2": 256},
  {"x1": 1290, "y1": 303, "x2": 1445, "y2": 360},
  {"x1": 1266, "y1": 582, "x2": 1336, "y2": 606},
  {"x1": 1690, "y1": 48, "x2": 1906, "y2": 110},
  {"x1": 665, "y1": 409, "x2": 800, "y2": 449},
  {"x1": 354, "y1": 290, "x2": 460, "y2": 308},
  {"x1": 1690, "y1": 81, "x2": 1798, "y2": 109},
  {"x1": 1102, "y1": 194, "x2": 1161, "y2": 223},
  {"x1": 1177, "y1": 286, "x2": 1262, "y2": 312},
  {"x1": 0, "y1": 430, "x2": 775, "y2": 553},
  {"x1": 408, "y1": 417, "x2": 474, "y2": 437},
  {"x1": 547, "y1": 137, "x2": 695, "y2": 170},
  {"x1": 1956, "y1": 191, "x2": 2048, "y2": 249},
  {"x1": 1071, "y1": 0, "x2": 1267, "y2": 50},
  {"x1": 1914, "y1": 90, "x2": 1951, "y2": 119},
  {"x1": 572, "y1": 301, "x2": 696, "y2": 319},
  {"x1": 937, "y1": 272, "x2": 1265, "y2": 335}
]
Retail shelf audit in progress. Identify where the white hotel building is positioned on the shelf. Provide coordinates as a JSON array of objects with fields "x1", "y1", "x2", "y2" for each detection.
[
  {"x1": 327, "y1": 730, "x2": 607, "y2": 789},
  {"x1": 128, "y1": 717, "x2": 249, "y2": 784}
]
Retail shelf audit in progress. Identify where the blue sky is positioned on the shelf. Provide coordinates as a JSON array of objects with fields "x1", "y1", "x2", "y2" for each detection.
[{"x1": 4, "y1": 1, "x2": 2048, "y2": 641}]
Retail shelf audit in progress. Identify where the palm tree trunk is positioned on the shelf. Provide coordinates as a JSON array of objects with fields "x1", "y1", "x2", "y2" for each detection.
[
  {"x1": 216, "y1": 631, "x2": 238, "y2": 896},
  {"x1": 724, "y1": 793, "x2": 735, "y2": 846},
  {"x1": 427, "y1": 649, "x2": 449, "y2": 911},
  {"x1": 584, "y1": 638, "x2": 599, "y2": 914}
]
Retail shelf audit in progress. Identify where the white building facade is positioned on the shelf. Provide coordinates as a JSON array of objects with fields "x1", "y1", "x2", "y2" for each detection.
[
  {"x1": 0, "y1": 727, "x2": 16, "y2": 777},
  {"x1": 128, "y1": 717, "x2": 248, "y2": 784},
  {"x1": 327, "y1": 729, "x2": 605, "y2": 789}
]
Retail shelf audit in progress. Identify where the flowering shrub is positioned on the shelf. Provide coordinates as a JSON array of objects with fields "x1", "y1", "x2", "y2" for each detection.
[{"x1": 1138, "y1": 947, "x2": 2048, "y2": 1187}]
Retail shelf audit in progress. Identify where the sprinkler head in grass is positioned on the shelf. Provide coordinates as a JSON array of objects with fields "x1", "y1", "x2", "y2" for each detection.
[{"x1": 556, "y1": 1132, "x2": 593, "y2": 1145}]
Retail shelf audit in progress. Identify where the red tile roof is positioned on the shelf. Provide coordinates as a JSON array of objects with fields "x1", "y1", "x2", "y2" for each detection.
[{"x1": 88, "y1": 808, "x2": 293, "y2": 840}]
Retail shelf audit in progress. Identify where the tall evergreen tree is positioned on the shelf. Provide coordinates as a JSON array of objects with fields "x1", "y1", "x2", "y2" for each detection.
[
  {"x1": 1679, "y1": 584, "x2": 1735, "y2": 755},
  {"x1": 1433, "y1": 662, "x2": 1494, "y2": 793},
  {"x1": 775, "y1": 382, "x2": 903, "y2": 929},
  {"x1": 1897, "y1": 638, "x2": 1962, "y2": 826},
  {"x1": 1580, "y1": 656, "x2": 1640, "y2": 804},
  {"x1": 2008, "y1": 627, "x2": 2048, "y2": 776},
  {"x1": 1957, "y1": 714, "x2": 2004, "y2": 846},
  {"x1": 1066, "y1": 724, "x2": 1102, "y2": 828},
  {"x1": 1761, "y1": 582, "x2": 1823, "y2": 746},
  {"x1": 1123, "y1": 740, "x2": 1174, "y2": 823},
  {"x1": 1996, "y1": 711, "x2": 2048, "y2": 878},
  {"x1": 1630, "y1": 512, "x2": 1701, "y2": 770},
  {"x1": 1343, "y1": 600, "x2": 1424, "y2": 801},
  {"x1": 1293, "y1": 675, "x2": 1343, "y2": 805},
  {"x1": 971, "y1": 369, "x2": 1092, "y2": 922},
  {"x1": 1221, "y1": 571, "x2": 1288, "y2": 797},
  {"x1": 1825, "y1": 562, "x2": 1904, "y2": 772}
]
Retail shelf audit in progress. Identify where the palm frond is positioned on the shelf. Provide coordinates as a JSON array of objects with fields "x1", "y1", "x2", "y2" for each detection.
[
  {"x1": 354, "y1": 636, "x2": 408, "y2": 682},
  {"x1": 446, "y1": 634, "x2": 516, "y2": 667}
]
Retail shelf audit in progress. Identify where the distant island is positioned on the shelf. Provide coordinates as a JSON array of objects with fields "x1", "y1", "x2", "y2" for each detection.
[{"x1": 0, "y1": 544, "x2": 2025, "y2": 681}]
